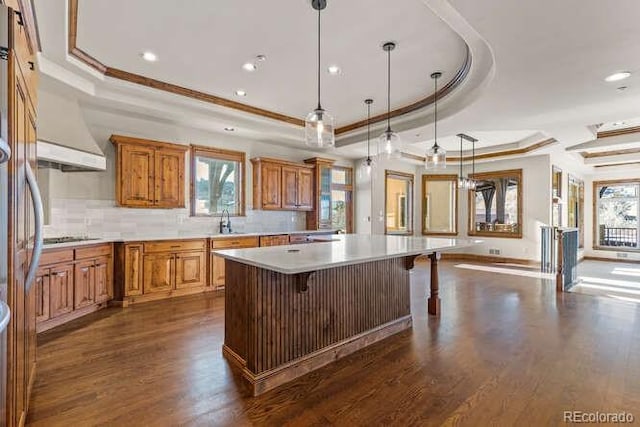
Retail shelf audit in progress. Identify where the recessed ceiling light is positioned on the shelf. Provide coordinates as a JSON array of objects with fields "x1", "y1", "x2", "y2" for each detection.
[
  {"x1": 327, "y1": 65, "x2": 341, "y2": 75},
  {"x1": 224, "y1": 127, "x2": 235, "y2": 132},
  {"x1": 141, "y1": 51, "x2": 158, "y2": 62},
  {"x1": 235, "y1": 89, "x2": 247, "y2": 97},
  {"x1": 242, "y1": 62, "x2": 257, "y2": 72},
  {"x1": 605, "y1": 71, "x2": 631, "y2": 82},
  {"x1": 617, "y1": 86, "x2": 628, "y2": 92},
  {"x1": 256, "y1": 54, "x2": 267, "y2": 62},
  {"x1": 612, "y1": 121, "x2": 626, "y2": 126}
]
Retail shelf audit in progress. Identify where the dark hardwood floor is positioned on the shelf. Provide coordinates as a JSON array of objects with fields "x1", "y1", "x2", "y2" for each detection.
[{"x1": 26, "y1": 260, "x2": 640, "y2": 426}]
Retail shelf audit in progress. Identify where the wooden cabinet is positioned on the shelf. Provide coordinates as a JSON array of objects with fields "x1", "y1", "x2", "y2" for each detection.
[
  {"x1": 111, "y1": 135, "x2": 187, "y2": 208},
  {"x1": 251, "y1": 158, "x2": 314, "y2": 211},
  {"x1": 259, "y1": 235, "x2": 290, "y2": 247},
  {"x1": 115, "y1": 239, "x2": 207, "y2": 304},
  {"x1": 176, "y1": 251, "x2": 206, "y2": 289},
  {"x1": 210, "y1": 236, "x2": 259, "y2": 290},
  {"x1": 74, "y1": 260, "x2": 95, "y2": 309},
  {"x1": 261, "y1": 162, "x2": 282, "y2": 209},
  {"x1": 143, "y1": 253, "x2": 175, "y2": 293},
  {"x1": 49, "y1": 264, "x2": 74, "y2": 319},
  {"x1": 94, "y1": 257, "x2": 112, "y2": 303},
  {"x1": 37, "y1": 244, "x2": 114, "y2": 333},
  {"x1": 304, "y1": 158, "x2": 336, "y2": 230}
]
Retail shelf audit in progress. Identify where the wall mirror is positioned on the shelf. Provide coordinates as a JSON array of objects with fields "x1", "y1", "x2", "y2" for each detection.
[
  {"x1": 422, "y1": 174, "x2": 458, "y2": 235},
  {"x1": 385, "y1": 170, "x2": 414, "y2": 235},
  {"x1": 468, "y1": 169, "x2": 523, "y2": 238}
]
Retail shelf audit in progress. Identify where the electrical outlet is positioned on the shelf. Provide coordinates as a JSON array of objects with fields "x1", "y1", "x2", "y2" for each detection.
[
  {"x1": 617, "y1": 252, "x2": 628, "y2": 258},
  {"x1": 489, "y1": 248, "x2": 501, "y2": 255}
]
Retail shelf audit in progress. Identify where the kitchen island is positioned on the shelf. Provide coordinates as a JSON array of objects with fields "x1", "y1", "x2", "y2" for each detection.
[{"x1": 215, "y1": 234, "x2": 477, "y2": 395}]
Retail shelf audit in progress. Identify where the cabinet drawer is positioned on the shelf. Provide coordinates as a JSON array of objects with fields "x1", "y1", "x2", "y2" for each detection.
[
  {"x1": 144, "y1": 239, "x2": 207, "y2": 253},
  {"x1": 75, "y1": 244, "x2": 113, "y2": 260},
  {"x1": 211, "y1": 236, "x2": 259, "y2": 249},
  {"x1": 259, "y1": 235, "x2": 290, "y2": 247},
  {"x1": 39, "y1": 249, "x2": 74, "y2": 266},
  {"x1": 289, "y1": 234, "x2": 310, "y2": 244}
]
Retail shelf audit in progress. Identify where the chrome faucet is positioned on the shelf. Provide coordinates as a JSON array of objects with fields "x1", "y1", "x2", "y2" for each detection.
[{"x1": 219, "y1": 209, "x2": 232, "y2": 234}]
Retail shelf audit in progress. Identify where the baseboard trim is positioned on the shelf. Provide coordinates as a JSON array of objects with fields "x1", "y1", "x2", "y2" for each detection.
[
  {"x1": 583, "y1": 256, "x2": 640, "y2": 264},
  {"x1": 223, "y1": 315, "x2": 412, "y2": 396},
  {"x1": 440, "y1": 253, "x2": 539, "y2": 266}
]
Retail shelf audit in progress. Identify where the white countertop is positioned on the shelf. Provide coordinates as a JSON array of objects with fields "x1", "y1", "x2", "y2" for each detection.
[
  {"x1": 42, "y1": 229, "x2": 338, "y2": 249},
  {"x1": 214, "y1": 234, "x2": 480, "y2": 274}
]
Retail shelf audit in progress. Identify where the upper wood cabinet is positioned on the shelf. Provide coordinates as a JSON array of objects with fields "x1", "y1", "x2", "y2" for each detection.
[
  {"x1": 304, "y1": 158, "x2": 336, "y2": 230},
  {"x1": 110, "y1": 135, "x2": 187, "y2": 208},
  {"x1": 251, "y1": 158, "x2": 314, "y2": 211}
]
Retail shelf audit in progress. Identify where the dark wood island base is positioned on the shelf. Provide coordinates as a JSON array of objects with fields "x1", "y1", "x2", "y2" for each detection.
[{"x1": 223, "y1": 257, "x2": 416, "y2": 396}]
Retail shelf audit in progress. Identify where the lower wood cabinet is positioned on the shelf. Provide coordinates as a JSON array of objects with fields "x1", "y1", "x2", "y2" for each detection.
[
  {"x1": 259, "y1": 235, "x2": 290, "y2": 247},
  {"x1": 114, "y1": 239, "x2": 207, "y2": 305},
  {"x1": 210, "y1": 236, "x2": 259, "y2": 290},
  {"x1": 36, "y1": 243, "x2": 114, "y2": 333}
]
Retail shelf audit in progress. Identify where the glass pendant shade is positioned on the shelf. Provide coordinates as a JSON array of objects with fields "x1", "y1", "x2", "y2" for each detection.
[
  {"x1": 358, "y1": 156, "x2": 377, "y2": 179},
  {"x1": 425, "y1": 143, "x2": 446, "y2": 169},
  {"x1": 379, "y1": 129, "x2": 402, "y2": 159},
  {"x1": 305, "y1": 108, "x2": 335, "y2": 148}
]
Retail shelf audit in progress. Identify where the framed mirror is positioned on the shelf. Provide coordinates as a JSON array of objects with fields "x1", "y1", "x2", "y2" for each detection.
[
  {"x1": 422, "y1": 174, "x2": 458, "y2": 236},
  {"x1": 468, "y1": 169, "x2": 523, "y2": 238},
  {"x1": 385, "y1": 170, "x2": 414, "y2": 235}
]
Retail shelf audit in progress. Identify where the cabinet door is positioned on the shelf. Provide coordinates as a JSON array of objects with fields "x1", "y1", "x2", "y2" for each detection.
[
  {"x1": 94, "y1": 256, "x2": 112, "y2": 303},
  {"x1": 211, "y1": 254, "x2": 226, "y2": 290},
  {"x1": 49, "y1": 264, "x2": 74, "y2": 318},
  {"x1": 261, "y1": 163, "x2": 282, "y2": 209},
  {"x1": 155, "y1": 148, "x2": 185, "y2": 208},
  {"x1": 143, "y1": 253, "x2": 175, "y2": 293},
  {"x1": 35, "y1": 268, "x2": 50, "y2": 323},
  {"x1": 119, "y1": 144, "x2": 155, "y2": 207},
  {"x1": 297, "y1": 168, "x2": 314, "y2": 210},
  {"x1": 74, "y1": 259, "x2": 95, "y2": 309},
  {"x1": 176, "y1": 251, "x2": 205, "y2": 289},
  {"x1": 125, "y1": 244, "x2": 143, "y2": 296},
  {"x1": 281, "y1": 166, "x2": 299, "y2": 210}
]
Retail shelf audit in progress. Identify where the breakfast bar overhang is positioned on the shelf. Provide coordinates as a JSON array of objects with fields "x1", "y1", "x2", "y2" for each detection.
[{"x1": 215, "y1": 234, "x2": 477, "y2": 396}]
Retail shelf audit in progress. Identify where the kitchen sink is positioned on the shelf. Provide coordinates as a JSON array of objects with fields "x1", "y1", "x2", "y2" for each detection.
[{"x1": 43, "y1": 236, "x2": 100, "y2": 245}]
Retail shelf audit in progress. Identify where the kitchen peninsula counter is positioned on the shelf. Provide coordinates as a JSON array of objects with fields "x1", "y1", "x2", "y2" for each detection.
[{"x1": 215, "y1": 234, "x2": 478, "y2": 395}]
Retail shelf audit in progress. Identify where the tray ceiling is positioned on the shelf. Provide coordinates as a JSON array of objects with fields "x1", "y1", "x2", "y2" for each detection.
[{"x1": 75, "y1": 0, "x2": 469, "y2": 127}]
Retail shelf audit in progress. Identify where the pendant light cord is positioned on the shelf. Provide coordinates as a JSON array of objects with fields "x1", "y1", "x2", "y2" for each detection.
[
  {"x1": 386, "y1": 48, "x2": 391, "y2": 132},
  {"x1": 367, "y1": 102, "x2": 371, "y2": 159},
  {"x1": 434, "y1": 75, "x2": 439, "y2": 148},
  {"x1": 472, "y1": 139, "x2": 475, "y2": 176},
  {"x1": 317, "y1": 7, "x2": 322, "y2": 110},
  {"x1": 459, "y1": 135, "x2": 463, "y2": 178}
]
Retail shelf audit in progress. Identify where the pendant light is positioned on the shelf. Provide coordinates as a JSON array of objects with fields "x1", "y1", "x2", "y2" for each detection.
[
  {"x1": 359, "y1": 99, "x2": 376, "y2": 177},
  {"x1": 455, "y1": 133, "x2": 478, "y2": 190},
  {"x1": 457, "y1": 134, "x2": 469, "y2": 189},
  {"x1": 425, "y1": 72, "x2": 446, "y2": 169},
  {"x1": 305, "y1": 0, "x2": 335, "y2": 148},
  {"x1": 379, "y1": 42, "x2": 401, "y2": 159}
]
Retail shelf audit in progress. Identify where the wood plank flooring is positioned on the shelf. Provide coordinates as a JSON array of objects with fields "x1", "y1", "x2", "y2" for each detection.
[{"x1": 26, "y1": 260, "x2": 640, "y2": 426}]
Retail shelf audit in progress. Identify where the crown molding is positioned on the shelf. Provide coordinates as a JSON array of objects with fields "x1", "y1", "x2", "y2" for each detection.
[{"x1": 597, "y1": 125, "x2": 640, "y2": 139}]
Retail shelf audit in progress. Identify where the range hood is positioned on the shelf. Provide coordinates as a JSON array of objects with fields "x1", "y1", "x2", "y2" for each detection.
[{"x1": 37, "y1": 91, "x2": 106, "y2": 171}]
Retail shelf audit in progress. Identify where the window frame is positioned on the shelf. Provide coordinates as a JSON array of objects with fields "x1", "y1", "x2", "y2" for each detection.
[
  {"x1": 593, "y1": 179, "x2": 640, "y2": 252},
  {"x1": 421, "y1": 174, "x2": 458, "y2": 236},
  {"x1": 330, "y1": 166, "x2": 354, "y2": 233},
  {"x1": 189, "y1": 144, "x2": 246, "y2": 217},
  {"x1": 468, "y1": 168, "x2": 523, "y2": 239},
  {"x1": 385, "y1": 170, "x2": 414, "y2": 235}
]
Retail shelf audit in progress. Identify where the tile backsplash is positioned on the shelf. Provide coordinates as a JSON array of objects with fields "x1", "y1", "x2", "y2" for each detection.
[{"x1": 44, "y1": 198, "x2": 307, "y2": 239}]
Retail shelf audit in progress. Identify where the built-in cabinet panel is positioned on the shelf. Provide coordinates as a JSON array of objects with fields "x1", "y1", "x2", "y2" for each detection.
[
  {"x1": 124, "y1": 244, "x2": 143, "y2": 296},
  {"x1": 111, "y1": 135, "x2": 187, "y2": 208},
  {"x1": 143, "y1": 253, "x2": 175, "y2": 293},
  {"x1": 209, "y1": 236, "x2": 259, "y2": 291},
  {"x1": 251, "y1": 158, "x2": 314, "y2": 211},
  {"x1": 37, "y1": 244, "x2": 114, "y2": 333},
  {"x1": 175, "y1": 252, "x2": 206, "y2": 289},
  {"x1": 304, "y1": 158, "x2": 335, "y2": 230}
]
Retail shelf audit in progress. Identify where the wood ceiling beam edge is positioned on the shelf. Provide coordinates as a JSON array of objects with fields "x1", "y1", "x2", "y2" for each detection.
[
  {"x1": 597, "y1": 125, "x2": 640, "y2": 139},
  {"x1": 401, "y1": 137, "x2": 557, "y2": 163},
  {"x1": 67, "y1": 0, "x2": 471, "y2": 134},
  {"x1": 582, "y1": 147, "x2": 640, "y2": 159}
]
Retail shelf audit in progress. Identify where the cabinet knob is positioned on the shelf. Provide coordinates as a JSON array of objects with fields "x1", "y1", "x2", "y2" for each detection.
[
  {"x1": 15, "y1": 11, "x2": 24, "y2": 26},
  {"x1": 28, "y1": 61, "x2": 34, "y2": 70}
]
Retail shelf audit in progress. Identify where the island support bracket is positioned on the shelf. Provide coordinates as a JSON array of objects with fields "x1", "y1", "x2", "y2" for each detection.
[
  {"x1": 295, "y1": 271, "x2": 315, "y2": 293},
  {"x1": 428, "y1": 252, "x2": 441, "y2": 315}
]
